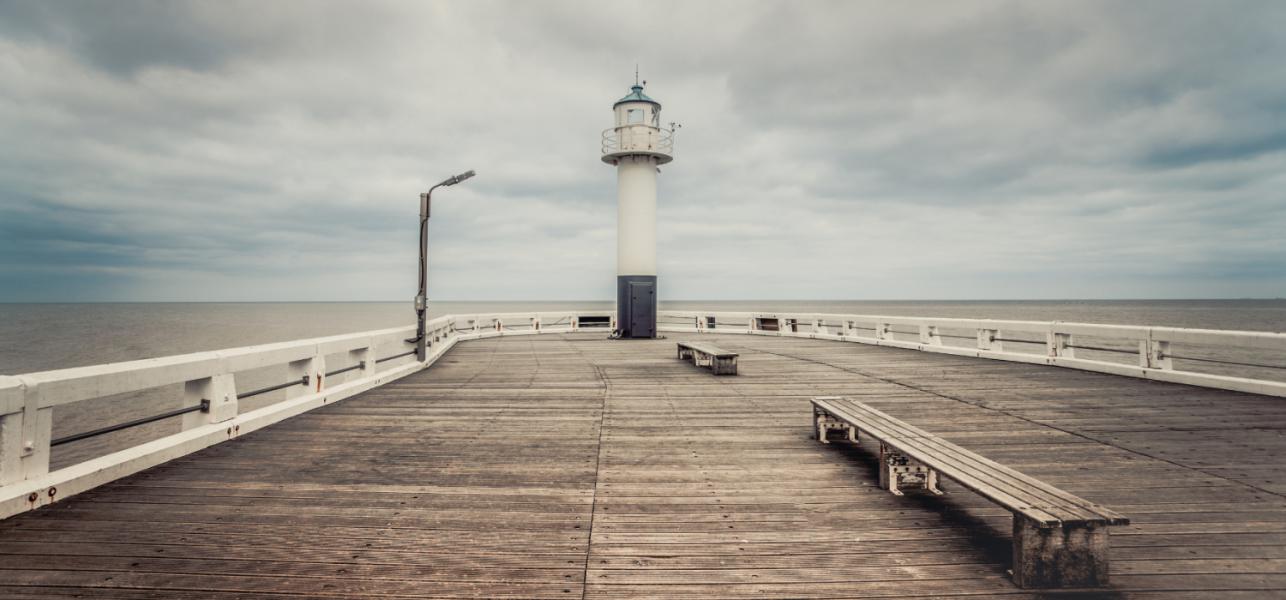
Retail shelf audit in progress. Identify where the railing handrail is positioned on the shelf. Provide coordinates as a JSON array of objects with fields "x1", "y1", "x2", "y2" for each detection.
[
  {"x1": 4, "y1": 309, "x2": 1280, "y2": 413},
  {"x1": 662, "y1": 310, "x2": 1286, "y2": 349},
  {"x1": 656, "y1": 309, "x2": 1286, "y2": 399},
  {"x1": 0, "y1": 309, "x2": 622, "y2": 519},
  {"x1": 2, "y1": 305, "x2": 1279, "y2": 521}
]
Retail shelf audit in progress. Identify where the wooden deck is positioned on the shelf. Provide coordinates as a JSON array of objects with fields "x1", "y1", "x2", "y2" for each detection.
[{"x1": 2, "y1": 332, "x2": 1285, "y2": 598}]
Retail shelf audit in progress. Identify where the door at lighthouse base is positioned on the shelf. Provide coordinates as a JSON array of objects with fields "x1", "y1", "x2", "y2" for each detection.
[{"x1": 627, "y1": 281, "x2": 656, "y2": 338}]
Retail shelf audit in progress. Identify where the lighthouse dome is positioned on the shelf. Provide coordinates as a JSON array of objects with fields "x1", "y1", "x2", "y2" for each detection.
[{"x1": 613, "y1": 84, "x2": 661, "y2": 108}]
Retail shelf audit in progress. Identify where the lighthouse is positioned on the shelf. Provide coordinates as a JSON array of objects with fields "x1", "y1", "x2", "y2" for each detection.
[{"x1": 602, "y1": 81, "x2": 675, "y2": 338}]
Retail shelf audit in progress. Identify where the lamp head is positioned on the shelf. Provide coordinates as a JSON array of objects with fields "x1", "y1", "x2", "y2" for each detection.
[{"x1": 439, "y1": 169, "x2": 476, "y2": 187}]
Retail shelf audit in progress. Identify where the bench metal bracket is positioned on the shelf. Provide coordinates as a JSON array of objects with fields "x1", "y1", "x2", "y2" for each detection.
[
  {"x1": 879, "y1": 442, "x2": 944, "y2": 496},
  {"x1": 814, "y1": 410, "x2": 857, "y2": 444}
]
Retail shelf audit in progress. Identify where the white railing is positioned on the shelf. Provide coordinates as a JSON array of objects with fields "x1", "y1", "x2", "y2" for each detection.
[
  {"x1": 0, "y1": 310, "x2": 616, "y2": 519},
  {"x1": 657, "y1": 310, "x2": 1286, "y2": 398},
  {"x1": 5, "y1": 305, "x2": 1281, "y2": 519},
  {"x1": 602, "y1": 124, "x2": 674, "y2": 157}
]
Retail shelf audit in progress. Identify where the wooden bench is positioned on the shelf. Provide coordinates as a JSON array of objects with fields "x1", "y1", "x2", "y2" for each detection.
[
  {"x1": 811, "y1": 396, "x2": 1129, "y2": 589},
  {"x1": 676, "y1": 341, "x2": 738, "y2": 375}
]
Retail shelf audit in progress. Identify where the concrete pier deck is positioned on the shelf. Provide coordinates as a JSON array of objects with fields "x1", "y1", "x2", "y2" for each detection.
[{"x1": 2, "y1": 332, "x2": 1284, "y2": 598}]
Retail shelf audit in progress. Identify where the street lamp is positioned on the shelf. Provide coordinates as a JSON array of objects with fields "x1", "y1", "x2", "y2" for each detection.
[{"x1": 414, "y1": 169, "x2": 476, "y2": 361}]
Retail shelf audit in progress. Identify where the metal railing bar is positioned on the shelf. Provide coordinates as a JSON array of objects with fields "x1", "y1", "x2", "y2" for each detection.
[
  {"x1": 376, "y1": 350, "x2": 417, "y2": 364},
  {"x1": 1164, "y1": 354, "x2": 1286, "y2": 371},
  {"x1": 240, "y1": 376, "x2": 309, "y2": 399},
  {"x1": 994, "y1": 338, "x2": 1046, "y2": 345},
  {"x1": 1065, "y1": 344, "x2": 1136, "y2": 355},
  {"x1": 52, "y1": 401, "x2": 208, "y2": 447},
  {"x1": 325, "y1": 362, "x2": 366, "y2": 378}
]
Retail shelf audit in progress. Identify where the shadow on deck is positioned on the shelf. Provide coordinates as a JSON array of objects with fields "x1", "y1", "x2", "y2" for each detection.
[{"x1": 1, "y1": 333, "x2": 1283, "y2": 598}]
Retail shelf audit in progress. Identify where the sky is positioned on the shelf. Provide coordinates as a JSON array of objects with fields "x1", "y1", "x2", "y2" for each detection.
[{"x1": 1, "y1": 0, "x2": 1284, "y2": 302}]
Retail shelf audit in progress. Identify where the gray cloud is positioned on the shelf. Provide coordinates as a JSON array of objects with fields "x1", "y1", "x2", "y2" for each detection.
[{"x1": 0, "y1": 0, "x2": 1283, "y2": 302}]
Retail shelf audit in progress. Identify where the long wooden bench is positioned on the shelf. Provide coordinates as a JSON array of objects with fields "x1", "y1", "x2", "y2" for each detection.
[
  {"x1": 811, "y1": 396, "x2": 1129, "y2": 589},
  {"x1": 677, "y1": 341, "x2": 738, "y2": 375}
]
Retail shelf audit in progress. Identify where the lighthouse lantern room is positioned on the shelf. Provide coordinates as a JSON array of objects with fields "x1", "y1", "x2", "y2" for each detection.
[{"x1": 602, "y1": 80, "x2": 675, "y2": 338}]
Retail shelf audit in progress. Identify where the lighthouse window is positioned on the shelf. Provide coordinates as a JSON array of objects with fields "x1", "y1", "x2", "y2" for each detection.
[{"x1": 626, "y1": 109, "x2": 644, "y2": 124}]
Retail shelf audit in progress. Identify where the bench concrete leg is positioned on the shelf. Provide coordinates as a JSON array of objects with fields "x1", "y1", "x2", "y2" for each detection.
[{"x1": 1012, "y1": 517, "x2": 1110, "y2": 588}]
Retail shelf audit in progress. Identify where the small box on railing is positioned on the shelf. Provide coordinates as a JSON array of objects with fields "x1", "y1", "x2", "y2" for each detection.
[{"x1": 577, "y1": 316, "x2": 612, "y2": 329}]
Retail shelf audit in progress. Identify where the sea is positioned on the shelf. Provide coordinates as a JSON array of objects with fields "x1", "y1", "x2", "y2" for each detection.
[{"x1": 1, "y1": 299, "x2": 1283, "y2": 469}]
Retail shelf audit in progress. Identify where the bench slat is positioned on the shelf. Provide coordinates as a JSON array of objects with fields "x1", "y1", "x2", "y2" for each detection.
[
  {"x1": 677, "y1": 341, "x2": 737, "y2": 358},
  {"x1": 814, "y1": 397, "x2": 1128, "y2": 526}
]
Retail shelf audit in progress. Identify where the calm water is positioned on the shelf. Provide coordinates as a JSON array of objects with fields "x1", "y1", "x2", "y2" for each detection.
[
  {"x1": 1, "y1": 299, "x2": 1283, "y2": 469},
  {"x1": 2, "y1": 299, "x2": 1285, "y2": 375}
]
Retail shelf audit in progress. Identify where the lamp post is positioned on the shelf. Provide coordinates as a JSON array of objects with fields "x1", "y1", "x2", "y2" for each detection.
[{"x1": 415, "y1": 169, "x2": 476, "y2": 361}]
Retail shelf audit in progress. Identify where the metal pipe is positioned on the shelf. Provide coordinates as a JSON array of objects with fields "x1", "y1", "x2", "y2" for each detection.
[
  {"x1": 1162, "y1": 354, "x2": 1286, "y2": 371},
  {"x1": 325, "y1": 362, "x2": 366, "y2": 378},
  {"x1": 1065, "y1": 344, "x2": 1137, "y2": 355},
  {"x1": 240, "y1": 375, "x2": 309, "y2": 399},
  {"x1": 377, "y1": 350, "x2": 417, "y2": 364},
  {"x1": 52, "y1": 402, "x2": 208, "y2": 447}
]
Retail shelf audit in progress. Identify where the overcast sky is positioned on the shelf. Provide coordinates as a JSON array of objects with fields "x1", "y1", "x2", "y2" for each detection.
[{"x1": 1, "y1": 1, "x2": 1284, "y2": 302}]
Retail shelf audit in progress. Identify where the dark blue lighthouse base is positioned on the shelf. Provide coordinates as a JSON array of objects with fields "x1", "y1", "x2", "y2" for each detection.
[{"x1": 616, "y1": 275, "x2": 657, "y2": 339}]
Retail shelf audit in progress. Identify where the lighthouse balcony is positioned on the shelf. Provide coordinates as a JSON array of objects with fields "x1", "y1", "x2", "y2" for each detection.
[{"x1": 602, "y1": 124, "x2": 674, "y2": 164}]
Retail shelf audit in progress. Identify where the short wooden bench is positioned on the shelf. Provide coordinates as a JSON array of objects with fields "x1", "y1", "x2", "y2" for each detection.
[
  {"x1": 811, "y1": 396, "x2": 1129, "y2": 589},
  {"x1": 677, "y1": 341, "x2": 738, "y2": 375}
]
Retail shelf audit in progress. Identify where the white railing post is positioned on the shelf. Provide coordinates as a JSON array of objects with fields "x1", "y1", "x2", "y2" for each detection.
[
  {"x1": 0, "y1": 379, "x2": 51, "y2": 485},
  {"x1": 749, "y1": 317, "x2": 757, "y2": 332},
  {"x1": 532, "y1": 316, "x2": 540, "y2": 332},
  {"x1": 1141, "y1": 336, "x2": 1172, "y2": 370},
  {"x1": 875, "y1": 322, "x2": 892, "y2": 341},
  {"x1": 287, "y1": 351, "x2": 325, "y2": 400},
  {"x1": 978, "y1": 328, "x2": 1002, "y2": 352},
  {"x1": 495, "y1": 318, "x2": 503, "y2": 333},
  {"x1": 1047, "y1": 331, "x2": 1074, "y2": 358},
  {"x1": 813, "y1": 319, "x2": 825, "y2": 336},
  {"x1": 695, "y1": 315, "x2": 703, "y2": 332},
  {"x1": 920, "y1": 324, "x2": 942, "y2": 346},
  {"x1": 182, "y1": 373, "x2": 237, "y2": 430}
]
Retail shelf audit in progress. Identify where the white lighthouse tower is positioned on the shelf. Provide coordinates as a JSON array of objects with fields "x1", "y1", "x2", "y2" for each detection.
[{"x1": 602, "y1": 80, "x2": 675, "y2": 338}]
